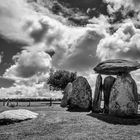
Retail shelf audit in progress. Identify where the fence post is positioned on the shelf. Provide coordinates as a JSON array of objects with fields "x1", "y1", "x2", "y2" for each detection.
[
  {"x1": 50, "y1": 98, "x2": 52, "y2": 106},
  {"x1": 16, "y1": 100, "x2": 18, "y2": 106},
  {"x1": 28, "y1": 100, "x2": 31, "y2": 107},
  {"x1": 3, "y1": 100, "x2": 5, "y2": 106},
  {"x1": 7, "y1": 100, "x2": 9, "y2": 106}
]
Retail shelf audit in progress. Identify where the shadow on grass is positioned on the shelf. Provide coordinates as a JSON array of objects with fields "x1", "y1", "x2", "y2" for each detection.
[
  {"x1": 67, "y1": 108, "x2": 91, "y2": 112},
  {"x1": 87, "y1": 113, "x2": 140, "y2": 125},
  {"x1": 0, "y1": 119, "x2": 31, "y2": 126}
]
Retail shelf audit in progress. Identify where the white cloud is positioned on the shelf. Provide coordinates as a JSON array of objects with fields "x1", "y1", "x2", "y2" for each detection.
[
  {"x1": 0, "y1": 0, "x2": 40, "y2": 44},
  {"x1": 4, "y1": 50, "x2": 52, "y2": 79},
  {"x1": 0, "y1": 83, "x2": 63, "y2": 99},
  {"x1": 104, "y1": 0, "x2": 140, "y2": 14},
  {"x1": 4, "y1": 0, "x2": 140, "y2": 98},
  {"x1": 0, "y1": 73, "x2": 63, "y2": 99},
  {"x1": 97, "y1": 22, "x2": 140, "y2": 61},
  {"x1": 0, "y1": 0, "x2": 108, "y2": 79}
]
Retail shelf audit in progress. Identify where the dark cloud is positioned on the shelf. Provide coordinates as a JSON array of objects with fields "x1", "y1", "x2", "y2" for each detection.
[
  {"x1": 56, "y1": 31, "x2": 102, "y2": 71},
  {"x1": 0, "y1": 36, "x2": 24, "y2": 75},
  {"x1": 58, "y1": 0, "x2": 107, "y2": 13},
  {"x1": 29, "y1": 21, "x2": 49, "y2": 43},
  {"x1": 0, "y1": 77, "x2": 15, "y2": 88}
]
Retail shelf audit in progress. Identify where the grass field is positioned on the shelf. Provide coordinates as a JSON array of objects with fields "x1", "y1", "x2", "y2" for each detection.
[{"x1": 0, "y1": 104, "x2": 140, "y2": 140}]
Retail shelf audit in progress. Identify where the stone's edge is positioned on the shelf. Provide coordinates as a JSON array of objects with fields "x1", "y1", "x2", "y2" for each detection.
[
  {"x1": 0, "y1": 109, "x2": 39, "y2": 121},
  {"x1": 93, "y1": 69, "x2": 137, "y2": 75},
  {"x1": 93, "y1": 59, "x2": 140, "y2": 75}
]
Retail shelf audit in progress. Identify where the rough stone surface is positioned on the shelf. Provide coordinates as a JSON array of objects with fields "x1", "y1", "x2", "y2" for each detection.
[
  {"x1": 109, "y1": 74, "x2": 138, "y2": 116},
  {"x1": 0, "y1": 109, "x2": 38, "y2": 121},
  {"x1": 94, "y1": 59, "x2": 140, "y2": 75},
  {"x1": 68, "y1": 76, "x2": 92, "y2": 111},
  {"x1": 61, "y1": 82, "x2": 73, "y2": 108},
  {"x1": 103, "y1": 76, "x2": 116, "y2": 114},
  {"x1": 92, "y1": 74, "x2": 102, "y2": 113}
]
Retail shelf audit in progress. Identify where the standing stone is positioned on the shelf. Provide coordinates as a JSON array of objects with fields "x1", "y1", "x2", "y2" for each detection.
[
  {"x1": 92, "y1": 74, "x2": 102, "y2": 113},
  {"x1": 109, "y1": 73, "x2": 138, "y2": 116},
  {"x1": 60, "y1": 83, "x2": 72, "y2": 108},
  {"x1": 68, "y1": 76, "x2": 92, "y2": 111},
  {"x1": 103, "y1": 76, "x2": 116, "y2": 113}
]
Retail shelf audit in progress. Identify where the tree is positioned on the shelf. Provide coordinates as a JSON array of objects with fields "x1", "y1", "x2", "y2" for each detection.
[{"x1": 47, "y1": 70, "x2": 77, "y2": 90}]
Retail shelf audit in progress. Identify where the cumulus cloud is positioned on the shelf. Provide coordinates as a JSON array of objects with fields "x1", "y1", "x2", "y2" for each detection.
[
  {"x1": 0, "y1": 73, "x2": 62, "y2": 99},
  {"x1": 97, "y1": 0, "x2": 140, "y2": 63},
  {"x1": 0, "y1": 0, "x2": 108, "y2": 80},
  {"x1": 104, "y1": 0, "x2": 140, "y2": 13},
  {"x1": 0, "y1": 0, "x2": 40, "y2": 44},
  {"x1": 97, "y1": 22, "x2": 140, "y2": 61},
  {"x1": 51, "y1": 27, "x2": 104, "y2": 71},
  {"x1": 103, "y1": 0, "x2": 140, "y2": 26},
  {"x1": 31, "y1": 16, "x2": 103, "y2": 72},
  {"x1": 0, "y1": 0, "x2": 107, "y2": 99},
  {"x1": 0, "y1": 83, "x2": 63, "y2": 99},
  {"x1": 4, "y1": 50, "x2": 51, "y2": 79},
  {"x1": 0, "y1": 0, "x2": 119, "y2": 99},
  {"x1": 4, "y1": 0, "x2": 140, "y2": 98}
]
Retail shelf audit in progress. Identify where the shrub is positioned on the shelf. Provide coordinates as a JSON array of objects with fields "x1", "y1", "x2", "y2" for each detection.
[{"x1": 47, "y1": 70, "x2": 77, "y2": 90}]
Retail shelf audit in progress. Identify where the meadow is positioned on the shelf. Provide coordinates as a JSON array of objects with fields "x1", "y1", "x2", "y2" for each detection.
[{"x1": 0, "y1": 102, "x2": 140, "y2": 140}]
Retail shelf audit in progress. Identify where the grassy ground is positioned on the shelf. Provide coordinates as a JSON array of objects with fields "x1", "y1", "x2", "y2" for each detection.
[{"x1": 0, "y1": 105, "x2": 140, "y2": 140}]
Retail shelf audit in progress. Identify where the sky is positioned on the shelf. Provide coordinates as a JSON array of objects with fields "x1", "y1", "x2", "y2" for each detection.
[{"x1": 1, "y1": 0, "x2": 140, "y2": 98}]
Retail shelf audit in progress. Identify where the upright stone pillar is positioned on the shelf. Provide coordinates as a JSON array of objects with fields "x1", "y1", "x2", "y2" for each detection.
[
  {"x1": 61, "y1": 83, "x2": 72, "y2": 108},
  {"x1": 103, "y1": 76, "x2": 116, "y2": 114},
  {"x1": 109, "y1": 73, "x2": 138, "y2": 116},
  {"x1": 92, "y1": 74, "x2": 102, "y2": 113},
  {"x1": 68, "y1": 76, "x2": 92, "y2": 111}
]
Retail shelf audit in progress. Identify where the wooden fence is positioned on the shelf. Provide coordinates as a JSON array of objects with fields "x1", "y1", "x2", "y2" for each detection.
[{"x1": 0, "y1": 98, "x2": 61, "y2": 107}]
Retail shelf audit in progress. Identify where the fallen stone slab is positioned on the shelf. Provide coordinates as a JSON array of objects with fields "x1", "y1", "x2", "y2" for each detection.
[
  {"x1": 94, "y1": 59, "x2": 140, "y2": 75},
  {"x1": 0, "y1": 109, "x2": 38, "y2": 124}
]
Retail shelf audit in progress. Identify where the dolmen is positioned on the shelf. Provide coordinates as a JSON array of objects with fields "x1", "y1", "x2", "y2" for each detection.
[
  {"x1": 93, "y1": 59, "x2": 140, "y2": 117},
  {"x1": 61, "y1": 76, "x2": 92, "y2": 111}
]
